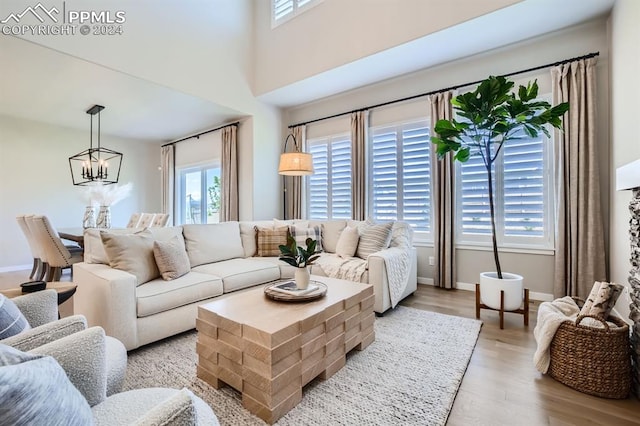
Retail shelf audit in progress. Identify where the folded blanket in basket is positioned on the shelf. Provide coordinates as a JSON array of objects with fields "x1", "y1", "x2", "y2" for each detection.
[{"x1": 533, "y1": 296, "x2": 580, "y2": 373}]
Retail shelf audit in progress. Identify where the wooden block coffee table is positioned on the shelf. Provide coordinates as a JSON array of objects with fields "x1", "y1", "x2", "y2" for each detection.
[{"x1": 196, "y1": 276, "x2": 375, "y2": 424}]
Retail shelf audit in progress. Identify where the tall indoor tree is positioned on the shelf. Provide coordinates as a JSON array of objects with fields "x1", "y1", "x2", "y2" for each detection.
[{"x1": 431, "y1": 75, "x2": 569, "y2": 279}]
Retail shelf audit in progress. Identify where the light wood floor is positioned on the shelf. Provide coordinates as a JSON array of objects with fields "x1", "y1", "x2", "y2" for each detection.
[
  {"x1": 400, "y1": 285, "x2": 640, "y2": 426},
  {"x1": 2, "y1": 269, "x2": 638, "y2": 424}
]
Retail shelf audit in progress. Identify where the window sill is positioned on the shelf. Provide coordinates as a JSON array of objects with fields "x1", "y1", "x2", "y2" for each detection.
[{"x1": 455, "y1": 244, "x2": 554, "y2": 256}]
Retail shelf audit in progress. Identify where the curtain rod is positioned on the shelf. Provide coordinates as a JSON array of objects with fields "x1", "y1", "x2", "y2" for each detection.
[
  {"x1": 288, "y1": 51, "x2": 599, "y2": 129},
  {"x1": 161, "y1": 121, "x2": 239, "y2": 147}
]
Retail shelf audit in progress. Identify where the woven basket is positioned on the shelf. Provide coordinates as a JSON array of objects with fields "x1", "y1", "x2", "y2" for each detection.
[{"x1": 549, "y1": 314, "x2": 631, "y2": 399}]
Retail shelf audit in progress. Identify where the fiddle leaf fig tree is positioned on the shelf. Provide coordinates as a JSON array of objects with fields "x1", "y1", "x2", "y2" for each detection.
[{"x1": 431, "y1": 75, "x2": 569, "y2": 279}]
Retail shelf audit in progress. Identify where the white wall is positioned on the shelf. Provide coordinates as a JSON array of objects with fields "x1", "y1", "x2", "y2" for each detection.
[
  {"x1": 284, "y1": 19, "x2": 610, "y2": 297},
  {"x1": 609, "y1": 0, "x2": 640, "y2": 319},
  {"x1": 253, "y1": 0, "x2": 520, "y2": 95},
  {"x1": 0, "y1": 115, "x2": 160, "y2": 269}
]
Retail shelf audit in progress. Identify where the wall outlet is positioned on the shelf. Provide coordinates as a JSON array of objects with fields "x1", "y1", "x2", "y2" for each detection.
[{"x1": 428, "y1": 256, "x2": 435, "y2": 266}]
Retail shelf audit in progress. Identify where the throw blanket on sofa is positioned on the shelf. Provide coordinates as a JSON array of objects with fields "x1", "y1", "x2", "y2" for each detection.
[
  {"x1": 533, "y1": 296, "x2": 580, "y2": 373},
  {"x1": 375, "y1": 246, "x2": 411, "y2": 308},
  {"x1": 316, "y1": 254, "x2": 368, "y2": 283}
]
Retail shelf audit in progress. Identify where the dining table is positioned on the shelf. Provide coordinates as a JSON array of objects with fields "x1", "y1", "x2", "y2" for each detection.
[{"x1": 58, "y1": 227, "x2": 86, "y2": 248}]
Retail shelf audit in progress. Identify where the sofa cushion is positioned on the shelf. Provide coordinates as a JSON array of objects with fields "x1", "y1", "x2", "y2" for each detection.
[
  {"x1": 182, "y1": 222, "x2": 245, "y2": 267},
  {"x1": 255, "y1": 226, "x2": 289, "y2": 257},
  {"x1": 320, "y1": 220, "x2": 347, "y2": 253},
  {"x1": 101, "y1": 231, "x2": 160, "y2": 286},
  {"x1": 249, "y1": 256, "x2": 296, "y2": 279},
  {"x1": 356, "y1": 222, "x2": 393, "y2": 259},
  {"x1": 274, "y1": 219, "x2": 309, "y2": 228},
  {"x1": 335, "y1": 226, "x2": 360, "y2": 258},
  {"x1": 84, "y1": 228, "x2": 141, "y2": 264},
  {"x1": 0, "y1": 344, "x2": 93, "y2": 424},
  {"x1": 136, "y1": 272, "x2": 223, "y2": 318},
  {"x1": 153, "y1": 235, "x2": 190, "y2": 281},
  {"x1": 239, "y1": 221, "x2": 275, "y2": 258},
  {"x1": 192, "y1": 258, "x2": 280, "y2": 293}
]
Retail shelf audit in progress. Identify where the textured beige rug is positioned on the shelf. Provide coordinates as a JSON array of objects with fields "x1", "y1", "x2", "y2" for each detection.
[{"x1": 123, "y1": 306, "x2": 482, "y2": 425}]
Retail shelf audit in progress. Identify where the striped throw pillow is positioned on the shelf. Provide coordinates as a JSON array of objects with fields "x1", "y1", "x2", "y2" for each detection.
[
  {"x1": 255, "y1": 226, "x2": 289, "y2": 257},
  {"x1": 0, "y1": 295, "x2": 30, "y2": 340},
  {"x1": 356, "y1": 222, "x2": 393, "y2": 259}
]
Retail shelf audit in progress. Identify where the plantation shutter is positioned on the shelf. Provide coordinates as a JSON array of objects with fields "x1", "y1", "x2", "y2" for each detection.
[
  {"x1": 502, "y1": 134, "x2": 545, "y2": 237},
  {"x1": 307, "y1": 136, "x2": 352, "y2": 220},
  {"x1": 458, "y1": 154, "x2": 492, "y2": 235},
  {"x1": 370, "y1": 121, "x2": 430, "y2": 232},
  {"x1": 273, "y1": 0, "x2": 294, "y2": 21}
]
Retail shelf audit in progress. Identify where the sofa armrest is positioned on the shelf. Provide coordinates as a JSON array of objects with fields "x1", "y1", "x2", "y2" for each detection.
[
  {"x1": 12, "y1": 289, "x2": 58, "y2": 327},
  {"x1": 2, "y1": 315, "x2": 87, "y2": 352},
  {"x1": 73, "y1": 262, "x2": 139, "y2": 350}
]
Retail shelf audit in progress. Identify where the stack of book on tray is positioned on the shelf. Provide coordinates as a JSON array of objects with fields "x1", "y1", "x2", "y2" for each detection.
[{"x1": 271, "y1": 280, "x2": 318, "y2": 296}]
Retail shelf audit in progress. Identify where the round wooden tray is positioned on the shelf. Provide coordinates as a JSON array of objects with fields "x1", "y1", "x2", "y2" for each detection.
[{"x1": 264, "y1": 280, "x2": 327, "y2": 302}]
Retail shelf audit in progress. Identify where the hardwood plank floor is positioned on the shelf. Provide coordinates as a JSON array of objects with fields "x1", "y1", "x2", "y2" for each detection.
[
  {"x1": 400, "y1": 285, "x2": 640, "y2": 426},
  {"x1": 2, "y1": 269, "x2": 638, "y2": 424}
]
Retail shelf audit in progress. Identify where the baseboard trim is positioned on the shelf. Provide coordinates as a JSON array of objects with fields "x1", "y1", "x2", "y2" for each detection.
[
  {"x1": 0, "y1": 265, "x2": 30, "y2": 273},
  {"x1": 418, "y1": 278, "x2": 553, "y2": 302}
]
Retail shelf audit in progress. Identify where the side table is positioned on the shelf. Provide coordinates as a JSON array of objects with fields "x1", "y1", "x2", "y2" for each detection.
[{"x1": 0, "y1": 282, "x2": 77, "y2": 317}]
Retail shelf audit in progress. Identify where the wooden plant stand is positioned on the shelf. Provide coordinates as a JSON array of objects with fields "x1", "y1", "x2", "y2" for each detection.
[{"x1": 475, "y1": 283, "x2": 529, "y2": 329}]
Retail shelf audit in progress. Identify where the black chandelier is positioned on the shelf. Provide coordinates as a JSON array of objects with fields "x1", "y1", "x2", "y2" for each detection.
[{"x1": 69, "y1": 105, "x2": 123, "y2": 186}]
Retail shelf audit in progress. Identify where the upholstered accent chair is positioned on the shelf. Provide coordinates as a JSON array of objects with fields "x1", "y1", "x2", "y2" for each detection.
[
  {"x1": 0, "y1": 327, "x2": 219, "y2": 425},
  {"x1": 1, "y1": 289, "x2": 126, "y2": 396}
]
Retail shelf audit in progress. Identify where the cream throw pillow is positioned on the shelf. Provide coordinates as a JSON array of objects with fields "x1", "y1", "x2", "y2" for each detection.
[
  {"x1": 100, "y1": 231, "x2": 159, "y2": 285},
  {"x1": 335, "y1": 226, "x2": 359, "y2": 258},
  {"x1": 356, "y1": 222, "x2": 393, "y2": 259},
  {"x1": 153, "y1": 235, "x2": 190, "y2": 281}
]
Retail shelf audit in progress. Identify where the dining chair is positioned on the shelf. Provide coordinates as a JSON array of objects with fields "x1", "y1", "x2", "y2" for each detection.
[
  {"x1": 27, "y1": 215, "x2": 83, "y2": 282},
  {"x1": 137, "y1": 213, "x2": 156, "y2": 228},
  {"x1": 151, "y1": 213, "x2": 169, "y2": 227},
  {"x1": 16, "y1": 215, "x2": 44, "y2": 280},
  {"x1": 126, "y1": 212, "x2": 142, "y2": 228}
]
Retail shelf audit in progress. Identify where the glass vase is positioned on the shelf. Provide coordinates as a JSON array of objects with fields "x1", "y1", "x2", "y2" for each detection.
[
  {"x1": 82, "y1": 206, "x2": 96, "y2": 229},
  {"x1": 96, "y1": 205, "x2": 111, "y2": 229}
]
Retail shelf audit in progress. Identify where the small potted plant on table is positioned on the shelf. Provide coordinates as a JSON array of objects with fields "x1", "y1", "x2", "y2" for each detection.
[{"x1": 278, "y1": 236, "x2": 320, "y2": 290}]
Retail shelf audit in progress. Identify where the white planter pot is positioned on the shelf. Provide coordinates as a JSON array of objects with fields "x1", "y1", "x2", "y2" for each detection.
[
  {"x1": 479, "y1": 272, "x2": 524, "y2": 311},
  {"x1": 295, "y1": 267, "x2": 310, "y2": 290}
]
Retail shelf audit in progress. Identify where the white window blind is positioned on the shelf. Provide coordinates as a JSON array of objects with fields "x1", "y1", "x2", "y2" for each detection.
[
  {"x1": 369, "y1": 120, "x2": 431, "y2": 233},
  {"x1": 272, "y1": 0, "x2": 321, "y2": 26},
  {"x1": 307, "y1": 134, "x2": 352, "y2": 220},
  {"x1": 456, "y1": 129, "x2": 552, "y2": 249}
]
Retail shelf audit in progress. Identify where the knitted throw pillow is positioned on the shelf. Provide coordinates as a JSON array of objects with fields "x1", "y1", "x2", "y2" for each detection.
[{"x1": 153, "y1": 235, "x2": 190, "y2": 281}]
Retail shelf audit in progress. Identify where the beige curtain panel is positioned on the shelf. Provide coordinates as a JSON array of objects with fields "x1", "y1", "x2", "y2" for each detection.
[
  {"x1": 285, "y1": 125, "x2": 307, "y2": 220},
  {"x1": 220, "y1": 125, "x2": 239, "y2": 222},
  {"x1": 552, "y1": 57, "x2": 607, "y2": 298},
  {"x1": 160, "y1": 145, "x2": 175, "y2": 226},
  {"x1": 351, "y1": 110, "x2": 368, "y2": 221},
  {"x1": 429, "y1": 91, "x2": 456, "y2": 289}
]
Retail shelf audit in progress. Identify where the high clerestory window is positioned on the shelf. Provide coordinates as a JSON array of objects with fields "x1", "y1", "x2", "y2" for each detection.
[{"x1": 272, "y1": 0, "x2": 322, "y2": 27}]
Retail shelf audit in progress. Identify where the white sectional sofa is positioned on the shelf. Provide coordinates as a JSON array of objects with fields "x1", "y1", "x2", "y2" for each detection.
[{"x1": 73, "y1": 219, "x2": 417, "y2": 350}]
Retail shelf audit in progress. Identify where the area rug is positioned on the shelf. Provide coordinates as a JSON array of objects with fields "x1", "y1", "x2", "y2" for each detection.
[{"x1": 123, "y1": 306, "x2": 482, "y2": 425}]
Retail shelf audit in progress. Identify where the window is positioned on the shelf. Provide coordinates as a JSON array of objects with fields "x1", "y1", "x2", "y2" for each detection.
[
  {"x1": 307, "y1": 134, "x2": 352, "y2": 220},
  {"x1": 177, "y1": 165, "x2": 221, "y2": 225},
  {"x1": 369, "y1": 120, "x2": 431, "y2": 234},
  {"x1": 272, "y1": 0, "x2": 321, "y2": 27},
  {"x1": 456, "y1": 128, "x2": 553, "y2": 249}
]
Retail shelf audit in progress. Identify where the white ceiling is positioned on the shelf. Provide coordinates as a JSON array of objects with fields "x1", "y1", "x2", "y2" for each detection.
[
  {"x1": 0, "y1": 36, "x2": 244, "y2": 143},
  {"x1": 0, "y1": 0, "x2": 615, "y2": 141}
]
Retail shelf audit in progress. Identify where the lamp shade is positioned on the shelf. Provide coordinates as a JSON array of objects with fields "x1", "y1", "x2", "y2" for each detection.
[
  {"x1": 278, "y1": 152, "x2": 314, "y2": 176},
  {"x1": 616, "y1": 159, "x2": 640, "y2": 191}
]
